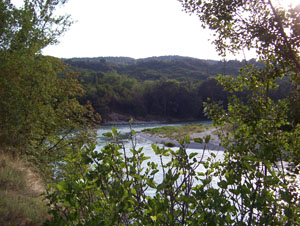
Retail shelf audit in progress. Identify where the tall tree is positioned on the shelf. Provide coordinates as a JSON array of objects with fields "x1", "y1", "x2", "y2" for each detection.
[
  {"x1": 0, "y1": 0, "x2": 99, "y2": 179},
  {"x1": 0, "y1": 0, "x2": 72, "y2": 52},
  {"x1": 179, "y1": 0, "x2": 300, "y2": 224}
]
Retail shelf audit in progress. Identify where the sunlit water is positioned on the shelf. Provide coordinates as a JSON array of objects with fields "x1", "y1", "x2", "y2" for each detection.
[{"x1": 95, "y1": 122, "x2": 224, "y2": 195}]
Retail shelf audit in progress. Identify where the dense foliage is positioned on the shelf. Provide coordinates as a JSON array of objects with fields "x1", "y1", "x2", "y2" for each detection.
[
  {"x1": 0, "y1": 0, "x2": 99, "y2": 179},
  {"x1": 65, "y1": 56, "x2": 247, "y2": 81},
  {"x1": 182, "y1": 0, "x2": 300, "y2": 221},
  {"x1": 45, "y1": 0, "x2": 300, "y2": 225},
  {"x1": 65, "y1": 56, "x2": 290, "y2": 122},
  {"x1": 45, "y1": 129, "x2": 228, "y2": 225}
]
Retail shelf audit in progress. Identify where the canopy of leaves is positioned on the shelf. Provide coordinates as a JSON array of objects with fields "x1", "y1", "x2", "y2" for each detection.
[
  {"x1": 65, "y1": 56, "x2": 250, "y2": 81},
  {"x1": 0, "y1": 0, "x2": 99, "y2": 180},
  {"x1": 0, "y1": 0, "x2": 72, "y2": 52}
]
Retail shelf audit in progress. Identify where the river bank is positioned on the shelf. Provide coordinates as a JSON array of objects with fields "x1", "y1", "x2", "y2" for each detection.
[
  {"x1": 98, "y1": 120, "x2": 224, "y2": 151},
  {"x1": 139, "y1": 125, "x2": 224, "y2": 151},
  {"x1": 101, "y1": 112, "x2": 204, "y2": 126}
]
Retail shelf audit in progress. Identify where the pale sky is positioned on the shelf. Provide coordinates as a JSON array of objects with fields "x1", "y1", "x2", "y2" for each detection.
[
  {"x1": 13, "y1": 0, "x2": 300, "y2": 60},
  {"x1": 43, "y1": 0, "x2": 223, "y2": 60}
]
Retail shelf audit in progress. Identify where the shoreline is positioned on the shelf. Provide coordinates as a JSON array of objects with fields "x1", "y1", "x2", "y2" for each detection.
[
  {"x1": 139, "y1": 129, "x2": 224, "y2": 151},
  {"x1": 101, "y1": 119, "x2": 167, "y2": 126},
  {"x1": 101, "y1": 119, "x2": 208, "y2": 126},
  {"x1": 100, "y1": 113, "x2": 208, "y2": 126},
  {"x1": 99, "y1": 119, "x2": 224, "y2": 150}
]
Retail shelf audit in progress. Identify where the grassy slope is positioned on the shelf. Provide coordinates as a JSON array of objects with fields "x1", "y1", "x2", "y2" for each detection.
[{"x1": 0, "y1": 152, "x2": 49, "y2": 226}]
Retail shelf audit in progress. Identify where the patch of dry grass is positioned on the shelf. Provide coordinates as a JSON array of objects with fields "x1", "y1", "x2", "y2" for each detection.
[{"x1": 0, "y1": 152, "x2": 49, "y2": 226}]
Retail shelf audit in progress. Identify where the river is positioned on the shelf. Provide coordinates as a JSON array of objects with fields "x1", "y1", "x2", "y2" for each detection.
[
  {"x1": 95, "y1": 121, "x2": 221, "y2": 151},
  {"x1": 95, "y1": 121, "x2": 224, "y2": 193},
  {"x1": 96, "y1": 122, "x2": 298, "y2": 218}
]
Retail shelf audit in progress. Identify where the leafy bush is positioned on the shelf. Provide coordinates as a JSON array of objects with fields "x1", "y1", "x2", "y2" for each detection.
[{"x1": 45, "y1": 126, "x2": 300, "y2": 225}]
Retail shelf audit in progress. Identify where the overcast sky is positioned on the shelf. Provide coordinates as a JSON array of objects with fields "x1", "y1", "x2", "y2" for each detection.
[
  {"x1": 42, "y1": 0, "x2": 223, "y2": 60},
  {"x1": 16, "y1": 0, "x2": 298, "y2": 60}
]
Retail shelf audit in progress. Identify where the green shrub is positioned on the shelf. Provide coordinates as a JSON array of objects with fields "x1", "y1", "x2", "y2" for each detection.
[{"x1": 45, "y1": 127, "x2": 300, "y2": 225}]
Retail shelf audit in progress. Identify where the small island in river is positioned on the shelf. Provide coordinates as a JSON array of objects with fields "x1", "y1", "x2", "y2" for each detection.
[{"x1": 140, "y1": 123, "x2": 224, "y2": 150}]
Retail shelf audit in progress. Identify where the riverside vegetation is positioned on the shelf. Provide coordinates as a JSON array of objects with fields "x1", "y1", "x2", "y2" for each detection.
[
  {"x1": 141, "y1": 123, "x2": 214, "y2": 139},
  {"x1": 1, "y1": 0, "x2": 300, "y2": 225},
  {"x1": 0, "y1": 153, "x2": 49, "y2": 225}
]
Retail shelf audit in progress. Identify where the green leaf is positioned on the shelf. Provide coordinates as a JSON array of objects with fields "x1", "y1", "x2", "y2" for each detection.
[
  {"x1": 194, "y1": 137, "x2": 203, "y2": 143},
  {"x1": 147, "y1": 180, "x2": 156, "y2": 188},
  {"x1": 131, "y1": 188, "x2": 137, "y2": 196},
  {"x1": 178, "y1": 139, "x2": 184, "y2": 146},
  {"x1": 185, "y1": 134, "x2": 190, "y2": 144},
  {"x1": 189, "y1": 152, "x2": 198, "y2": 159},
  {"x1": 205, "y1": 135, "x2": 211, "y2": 143},
  {"x1": 152, "y1": 144, "x2": 161, "y2": 155},
  {"x1": 129, "y1": 118, "x2": 133, "y2": 125},
  {"x1": 111, "y1": 126, "x2": 118, "y2": 136},
  {"x1": 63, "y1": 201, "x2": 72, "y2": 207},
  {"x1": 150, "y1": 216, "x2": 157, "y2": 222},
  {"x1": 218, "y1": 180, "x2": 228, "y2": 189},
  {"x1": 57, "y1": 181, "x2": 67, "y2": 191},
  {"x1": 103, "y1": 132, "x2": 113, "y2": 138}
]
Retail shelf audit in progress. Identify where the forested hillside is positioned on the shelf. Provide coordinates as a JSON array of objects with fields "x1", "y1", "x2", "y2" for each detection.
[
  {"x1": 64, "y1": 56, "x2": 252, "y2": 81},
  {"x1": 63, "y1": 56, "x2": 290, "y2": 122}
]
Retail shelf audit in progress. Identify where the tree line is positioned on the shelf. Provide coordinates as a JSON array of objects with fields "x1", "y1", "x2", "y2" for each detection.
[{"x1": 65, "y1": 57, "x2": 292, "y2": 122}]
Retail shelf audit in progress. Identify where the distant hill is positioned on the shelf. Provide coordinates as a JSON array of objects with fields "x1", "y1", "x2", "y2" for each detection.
[
  {"x1": 65, "y1": 56, "x2": 136, "y2": 65},
  {"x1": 61, "y1": 55, "x2": 288, "y2": 122},
  {"x1": 63, "y1": 55, "x2": 253, "y2": 81}
]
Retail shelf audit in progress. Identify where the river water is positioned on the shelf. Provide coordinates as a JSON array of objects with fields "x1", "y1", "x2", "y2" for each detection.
[
  {"x1": 95, "y1": 121, "x2": 222, "y2": 152},
  {"x1": 95, "y1": 122, "x2": 224, "y2": 193},
  {"x1": 95, "y1": 122, "x2": 299, "y2": 216}
]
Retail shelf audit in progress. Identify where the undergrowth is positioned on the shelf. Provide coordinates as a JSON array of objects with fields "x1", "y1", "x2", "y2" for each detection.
[{"x1": 0, "y1": 152, "x2": 49, "y2": 226}]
